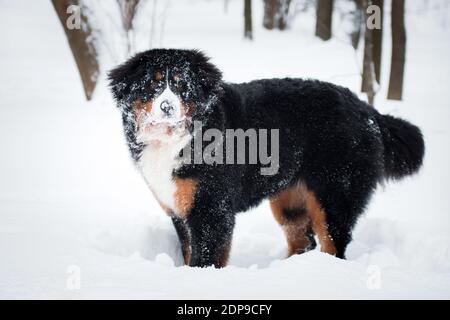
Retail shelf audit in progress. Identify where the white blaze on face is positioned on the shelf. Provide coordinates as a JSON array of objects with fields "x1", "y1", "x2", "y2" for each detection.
[{"x1": 148, "y1": 82, "x2": 182, "y2": 125}]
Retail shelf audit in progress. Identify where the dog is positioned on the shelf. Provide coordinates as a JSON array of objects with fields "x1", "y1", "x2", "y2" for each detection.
[{"x1": 108, "y1": 49, "x2": 424, "y2": 268}]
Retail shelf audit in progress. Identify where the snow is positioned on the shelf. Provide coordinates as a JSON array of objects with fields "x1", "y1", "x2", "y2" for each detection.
[{"x1": 1, "y1": 0, "x2": 450, "y2": 299}]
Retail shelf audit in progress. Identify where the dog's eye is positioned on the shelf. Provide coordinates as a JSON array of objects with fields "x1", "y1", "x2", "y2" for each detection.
[
  {"x1": 171, "y1": 78, "x2": 179, "y2": 87},
  {"x1": 173, "y1": 74, "x2": 181, "y2": 82},
  {"x1": 173, "y1": 79, "x2": 188, "y2": 92},
  {"x1": 149, "y1": 71, "x2": 164, "y2": 91},
  {"x1": 149, "y1": 80, "x2": 164, "y2": 91}
]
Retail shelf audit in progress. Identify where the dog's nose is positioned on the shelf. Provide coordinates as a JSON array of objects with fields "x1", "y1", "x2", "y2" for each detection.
[{"x1": 160, "y1": 100, "x2": 174, "y2": 116}]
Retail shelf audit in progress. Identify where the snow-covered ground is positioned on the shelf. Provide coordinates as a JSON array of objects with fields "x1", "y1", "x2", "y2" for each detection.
[{"x1": 1, "y1": 0, "x2": 450, "y2": 299}]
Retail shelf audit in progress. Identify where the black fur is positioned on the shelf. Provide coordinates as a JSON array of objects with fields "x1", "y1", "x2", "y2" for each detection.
[
  {"x1": 377, "y1": 114, "x2": 425, "y2": 179},
  {"x1": 109, "y1": 49, "x2": 425, "y2": 267}
]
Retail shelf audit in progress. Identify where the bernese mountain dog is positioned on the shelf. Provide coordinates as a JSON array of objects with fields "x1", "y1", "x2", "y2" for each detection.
[{"x1": 108, "y1": 49, "x2": 424, "y2": 268}]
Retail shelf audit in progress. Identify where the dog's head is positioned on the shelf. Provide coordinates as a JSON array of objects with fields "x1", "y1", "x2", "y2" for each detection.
[{"x1": 108, "y1": 49, "x2": 222, "y2": 144}]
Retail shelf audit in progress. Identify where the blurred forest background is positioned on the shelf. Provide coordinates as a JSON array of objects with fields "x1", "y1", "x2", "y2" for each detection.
[{"x1": 50, "y1": 0, "x2": 450, "y2": 107}]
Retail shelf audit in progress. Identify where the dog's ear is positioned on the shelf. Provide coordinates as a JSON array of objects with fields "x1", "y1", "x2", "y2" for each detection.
[
  {"x1": 108, "y1": 52, "x2": 149, "y2": 103},
  {"x1": 189, "y1": 50, "x2": 222, "y2": 94}
]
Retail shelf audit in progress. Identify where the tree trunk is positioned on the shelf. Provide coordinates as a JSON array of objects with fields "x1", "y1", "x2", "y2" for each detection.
[
  {"x1": 351, "y1": 0, "x2": 363, "y2": 49},
  {"x1": 277, "y1": 0, "x2": 291, "y2": 30},
  {"x1": 263, "y1": 0, "x2": 291, "y2": 30},
  {"x1": 117, "y1": 0, "x2": 140, "y2": 56},
  {"x1": 263, "y1": 0, "x2": 276, "y2": 30},
  {"x1": 52, "y1": 0, "x2": 99, "y2": 101},
  {"x1": 315, "y1": 0, "x2": 333, "y2": 41},
  {"x1": 244, "y1": 0, "x2": 253, "y2": 40},
  {"x1": 362, "y1": 0, "x2": 384, "y2": 92},
  {"x1": 117, "y1": 0, "x2": 139, "y2": 31},
  {"x1": 372, "y1": 0, "x2": 383, "y2": 83},
  {"x1": 361, "y1": 0, "x2": 376, "y2": 105},
  {"x1": 388, "y1": 0, "x2": 406, "y2": 101},
  {"x1": 149, "y1": 0, "x2": 158, "y2": 48}
]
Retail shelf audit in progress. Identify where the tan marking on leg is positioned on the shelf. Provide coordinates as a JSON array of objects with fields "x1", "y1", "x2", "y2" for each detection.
[
  {"x1": 270, "y1": 185, "x2": 312, "y2": 256},
  {"x1": 270, "y1": 182, "x2": 336, "y2": 256},
  {"x1": 283, "y1": 219, "x2": 311, "y2": 257},
  {"x1": 302, "y1": 186, "x2": 337, "y2": 256},
  {"x1": 173, "y1": 178, "x2": 198, "y2": 218},
  {"x1": 183, "y1": 245, "x2": 191, "y2": 265}
]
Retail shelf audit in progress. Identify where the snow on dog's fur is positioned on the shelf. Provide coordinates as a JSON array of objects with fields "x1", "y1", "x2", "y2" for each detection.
[{"x1": 109, "y1": 49, "x2": 425, "y2": 268}]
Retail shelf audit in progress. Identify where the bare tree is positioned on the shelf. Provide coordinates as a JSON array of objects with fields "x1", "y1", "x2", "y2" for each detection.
[
  {"x1": 263, "y1": 0, "x2": 276, "y2": 29},
  {"x1": 372, "y1": 0, "x2": 383, "y2": 83},
  {"x1": 315, "y1": 0, "x2": 333, "y2": 41},
  {"x1": 263, "y1": 0, "x2": 292, "y2": 30},
  {"x1": 244, "y1": 0, "x2": 253, "y2": 40},
  {"x1": 362, "y1": 0, "x2": 383, "y2": 101},
  {"x1": 52, "y1": 0, "x2": 100, "y2": 101},
  {"x1": 158, "y1": 0, "x2": 171, "y2": 47},
  {"x1": 387, "y1": 0, "x2": 406, "y2": 100},
  {"x1": 117, "y1": 0, "x2": 140, "y2": 31},
  {"x1": 224, "y1": 0, "x2": 230, "y2": 13},
  {"x1": 117, "y1": 0, "x2": 140, "y2": 56},
  {"x1": 361, "y1": 0, "x2": 376, "y2": 105},
  {"x1": 350, "y1": 0, "x2": 363, "y2": 49}
]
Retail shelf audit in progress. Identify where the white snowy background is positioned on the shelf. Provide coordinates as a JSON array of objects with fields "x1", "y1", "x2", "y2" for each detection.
[{"x1": 0, "y1": 0, "x2": 450, "y2": 299}]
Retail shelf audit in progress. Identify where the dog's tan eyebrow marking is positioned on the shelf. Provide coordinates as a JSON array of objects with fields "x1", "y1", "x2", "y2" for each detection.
[{"x1": 154, "y1": 71, "x2": 163, "y2": 81}]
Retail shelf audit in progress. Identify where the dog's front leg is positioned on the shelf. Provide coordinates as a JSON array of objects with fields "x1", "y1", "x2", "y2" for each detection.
[
  {"x1": 186, "y1": 205, "x2": 235, "y2": 268},
  {"x1": 171, "y1": 216, "x2": 191, "y2": 265}
]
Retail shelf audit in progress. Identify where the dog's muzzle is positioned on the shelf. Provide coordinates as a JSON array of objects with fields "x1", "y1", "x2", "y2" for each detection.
[
  {"x1": 160, "y1": 99, "x2": 175, "y2": 117},
  {"x1": 151, "y1": 85, "x2": 182, "y2": 121}
]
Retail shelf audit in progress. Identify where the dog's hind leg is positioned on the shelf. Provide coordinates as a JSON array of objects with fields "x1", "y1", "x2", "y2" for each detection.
[
  {"x1": 303, "y1": 188, "x2": 337, "y2": 257},
  {"x1": 270, "y1": 186, "x2": 317, "y2": 257},
  {"x1": 317, "y1": 184, "x2": 375, "y2": 259},
  {"x1": 270, "y1": 183, "x2": 341, "y2": 257}
]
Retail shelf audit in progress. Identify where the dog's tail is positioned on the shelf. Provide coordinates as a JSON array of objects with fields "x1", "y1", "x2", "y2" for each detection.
[{"x1": 376, "y1": 114, "x2": 425, "y2": 180}]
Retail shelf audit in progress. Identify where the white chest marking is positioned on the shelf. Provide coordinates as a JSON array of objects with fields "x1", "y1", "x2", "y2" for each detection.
[{"x1": 138, "y1": 135, "x2": 191, "y2": 211}]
